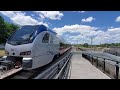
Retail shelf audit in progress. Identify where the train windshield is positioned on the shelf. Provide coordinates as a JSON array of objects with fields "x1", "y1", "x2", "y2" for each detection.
[{"x1": 7, "y1": 26, "x2": 38, "y2": 45}]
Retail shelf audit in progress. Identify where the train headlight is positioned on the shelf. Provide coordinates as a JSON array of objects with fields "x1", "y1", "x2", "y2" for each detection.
[
  {"x1": 20, "y1": 51, "x2": 31, "y2": 55},
  {"x1": 5, "y1": 50, "x2": 9, "y2": 55}
]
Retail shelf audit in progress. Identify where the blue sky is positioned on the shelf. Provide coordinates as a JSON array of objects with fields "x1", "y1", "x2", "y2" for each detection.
[{"x1": 0, "y1": 11, "x2": 120, "y2": 45}]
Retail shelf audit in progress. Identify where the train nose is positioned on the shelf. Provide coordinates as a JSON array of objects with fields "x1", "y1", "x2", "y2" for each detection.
[{"x1": 7, "y1": 48, "x2": 19, "y2": 56}]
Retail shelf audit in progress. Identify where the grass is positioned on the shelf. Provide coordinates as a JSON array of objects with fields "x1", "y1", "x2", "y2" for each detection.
[{"x1": 0, "y1": 50, "x2": 5, "y2": 57}]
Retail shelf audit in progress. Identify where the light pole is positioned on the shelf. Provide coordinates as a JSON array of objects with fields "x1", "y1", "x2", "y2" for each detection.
[
  {"x1": 90, "y1": 37, "x2": 93, "y2": 51},
  {"x1": 81, "y1": 34, "x2": 94, "y2": 51}
]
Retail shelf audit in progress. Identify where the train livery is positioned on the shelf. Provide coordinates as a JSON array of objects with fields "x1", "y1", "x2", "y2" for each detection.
[{"x1": 4, "y1": 25, "x2": 71, "y2": 70}]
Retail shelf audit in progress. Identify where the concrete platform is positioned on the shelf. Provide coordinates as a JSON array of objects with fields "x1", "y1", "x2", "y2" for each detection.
[
  {"x1": 0, "y1": 68, "x2": 22, "y2": 79},
  {"x1": 70, "y1": 54, "x2": 111, "y2": 79}
]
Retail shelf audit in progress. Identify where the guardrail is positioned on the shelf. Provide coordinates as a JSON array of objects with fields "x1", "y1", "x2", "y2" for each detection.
[
  {"x1": 34, "y1": 52, "x2": 72, "y2": 79},
  {"x1": 82, "y1": 52, "x2": 120, "y2": 79},
  {"x1": 104, "y1": 49, "x2": 120, "y2": 56}
]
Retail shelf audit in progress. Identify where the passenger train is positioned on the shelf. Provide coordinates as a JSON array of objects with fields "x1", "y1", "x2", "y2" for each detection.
[{"x1": 4, "y1": 25, "x2": 71, "y2": 70}]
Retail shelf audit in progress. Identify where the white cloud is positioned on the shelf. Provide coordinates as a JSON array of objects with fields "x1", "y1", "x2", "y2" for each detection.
[
  {"x1": 35, "y1": 11, "x2": 63, "y2": 20},
  {"x1": 115, "y1": 16, "x2": 120, "y2": 22},
  {"x1": 73, "y1": 11, "x2": 85, "y2": 13},
  {"x1": 53, "y1": 24, "x2": 97, "y2": 36},
  {"x1": 53, "y1": 24, "x2": 98, "y2": 44},
  {"x1": 31, "y1": 14, "x2": 35, "y2": 17},
  {"x1": 81, "y1": 11, "x2": 85, "y2": 13},
  {"x1": 107, "y1": 28, "x2": 120, "y2": 36},
  {"x1": 87, "y1": 28, "x2": 120, "y2": 44},
  {"x1": 53, "y1": 24, "x2": 120, "y2": 44},
  {"x1": 0, "y1": 11, "x2": 23, "y2": 18},
  {"x1": 0, "y1": 11, "x2": 48, "y2": 27},
  {"x1": 11, "y1": 13, "x2": 38, "y2": 25},
  {"x1": 81, "y1": 17, "x2": 95, "y2": 22},
  {"x1": 39, "y1": 14, "x2": 45, "y2": 19}
]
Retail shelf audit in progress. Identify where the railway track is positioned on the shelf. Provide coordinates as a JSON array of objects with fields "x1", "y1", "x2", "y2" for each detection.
[{"x1": 2, "y1": 48, "x2": 72, "y2": 79}]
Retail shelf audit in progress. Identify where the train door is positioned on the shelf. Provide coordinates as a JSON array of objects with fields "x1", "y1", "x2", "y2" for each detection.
[
  {"x1": 42, "y1": 32, "x2": 50, "y2": 55},
  {"x1": 49, "y1": 34, "x2": 60, "y2": 57},
  {"x1": 41, "y1": 32, "x2": 53, "y2": 63},
  {"x1": 49, "y1": 34, "x2": 54, "y2": 55},
  {"x1": 32, "y1": 32, "x2": 53, "y2": 68}
]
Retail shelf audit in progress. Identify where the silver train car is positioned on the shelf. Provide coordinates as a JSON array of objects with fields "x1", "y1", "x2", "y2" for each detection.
[{"x1": 4, "y1": 25, "x2": 69, "y2": 70}]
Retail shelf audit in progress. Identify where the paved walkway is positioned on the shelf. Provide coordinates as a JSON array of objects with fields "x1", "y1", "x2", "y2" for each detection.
[{"x1": 70, "y1": 54, "x2": 111, "y2": 79}]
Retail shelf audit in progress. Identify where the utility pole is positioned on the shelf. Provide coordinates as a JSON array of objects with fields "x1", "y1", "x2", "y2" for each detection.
[
  {"x1": 90, "y1": 37, "x2": 93, "y2": 51},
  {"x1": 77, "y1": 40, "x2": 78, "y2": 50}
]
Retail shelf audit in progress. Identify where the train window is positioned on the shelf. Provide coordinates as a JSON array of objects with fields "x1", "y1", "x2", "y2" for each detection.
[{"x1": 42, "y1": 33, "x2": 50, "y2": 43}]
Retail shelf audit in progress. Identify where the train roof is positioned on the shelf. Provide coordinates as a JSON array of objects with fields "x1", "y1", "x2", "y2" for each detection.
[{"x1": 21, "y1": 25, "x2": 57, "y2": 35}]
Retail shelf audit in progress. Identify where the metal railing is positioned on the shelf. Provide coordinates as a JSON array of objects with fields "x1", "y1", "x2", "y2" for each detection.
[
  {"x1": 104, "y1": 49, "x2": 120, "y2": 56},
  {"x1": 34, "y1": 52, "x2": 72, "y2": 79},
  {"x1": 82, "y1": 52, "x2": 120, "y2": 79}
]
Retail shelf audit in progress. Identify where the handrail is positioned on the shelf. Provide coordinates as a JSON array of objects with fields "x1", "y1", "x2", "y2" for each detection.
[
  {"x1": 34, "y1": 52, "x2": 72, "y2": 79},
  {"x1": 82, "y1": 52, "x2": 120, "y2": 79},
  {"x1": 82, "y1": 52, "x2": 120, "y2": 63},
  {"x1": 55, "y1": 55, "x2": 70, "y2": 79}
]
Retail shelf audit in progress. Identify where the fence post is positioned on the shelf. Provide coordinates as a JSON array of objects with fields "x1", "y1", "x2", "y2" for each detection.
[
  {"x1": 96, "y1": 57, "x2": 98, "y2": 67},
  {"x1": 87, "y1": 55, "x2": 89, "y2": 61},
  {"x1": 116, "y1": 51, "x2": 117, "y2": 56},
  {"x1": 91, "y1": 56, "x2": 93, "y2": 65},
  {"x1": 88, "y1": 55, "x2": 90, "y2": 60},
  {"x1": 116, "y1": 62, "x2": 119, "y2": 79},
  {"x1": 103, "y1": 58, "x2": 105, "y2": 73}
]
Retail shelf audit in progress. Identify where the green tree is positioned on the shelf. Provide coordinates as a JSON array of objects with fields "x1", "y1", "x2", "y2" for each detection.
[
  {"x1": 0, "y1": 16, "x2": 19, "y2": 43},
  {"x1": 0, "y1": 16, "x2": 7, "y2": 43},
  {"x1": 83, "y1": 43, "x2": 89, "y2": 47}
]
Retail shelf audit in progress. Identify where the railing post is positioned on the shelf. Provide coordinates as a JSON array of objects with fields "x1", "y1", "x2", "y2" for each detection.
[
  {"x1": 103, "y1": 59, "x2": 105, "y2": 73},
  {"x1": 115, "y1": 62, "x2": 119, "y2": 79},
  {"x1": 87, "y1": 55, "x2": 89, "y2": 60},
  {"x1": 58, "y1": 64, "x2": 61, "y2": 73},
  {"x1": 116, "y1": 51, "x2": 117, "y2": 56},
  {"x1": 86, "y1": 55, "x2": 88, "y2": 60},
  {"x1": 82, "y1": 54, "x2": 84, "y2": 57},
  {"x1": 96, "y1": 57, "x2": 98, "y2": 67},
  {"x1": 91, "y1": 56, "x2": 93, "y2": 65}
]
